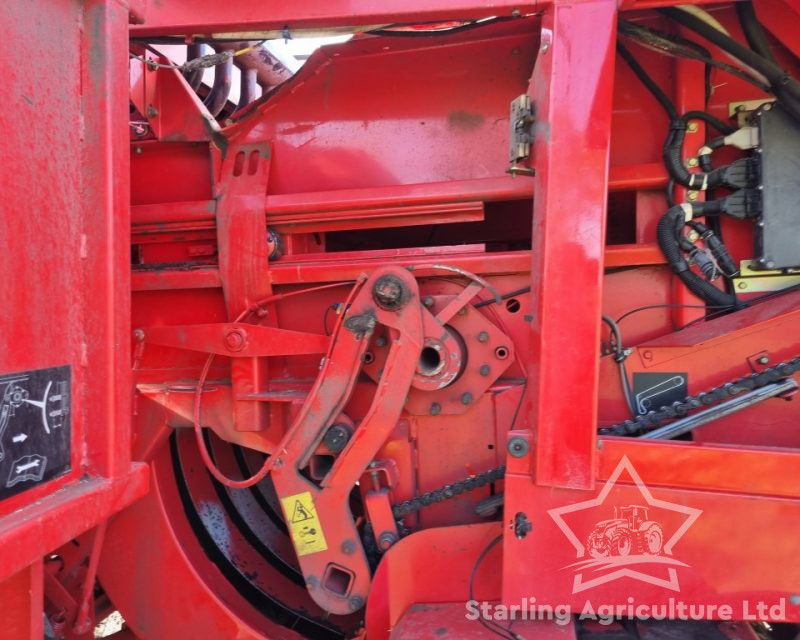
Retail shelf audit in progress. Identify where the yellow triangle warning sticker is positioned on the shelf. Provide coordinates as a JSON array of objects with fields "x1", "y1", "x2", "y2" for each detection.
[
  {"x1": 280, "y1": 491, "x2": 329, "y2": 556},
  {"x1": 291, "y1": 500, "x2": 314, "y2": 523}
]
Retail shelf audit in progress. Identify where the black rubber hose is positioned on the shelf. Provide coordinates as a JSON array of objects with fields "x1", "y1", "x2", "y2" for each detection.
[
  {"x1": 657, "y1": 205, "x2": 741, "y2": 309},
  {"x1": 203, "y1": 50, "x2": 233, "y2": 117},
  {"x1": 659, "y1": 7, "x2": 800, "y2": 120},
  {"x1": 184, "y1": 44, "x2": 206, "y2": 91},
  {"x1": 617, "y1": 42, "x2": 678, "y2": 120},
  {"x1": 736, "y1": 1, "x2": 777, "y2": 65}
]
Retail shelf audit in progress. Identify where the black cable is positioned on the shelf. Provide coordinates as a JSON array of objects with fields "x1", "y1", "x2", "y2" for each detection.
[
  {"x1": 657, "y1": 204, "x2": 742, "y2": 309},
  {"x1": 736, "y1": 1, "x2": 777, "y2": 65},
  {"x1": 602, "y1": 315, "x2": 637, "y2": 417},
  {"x1": 474, "y1": 286, "x2": 531, "y2": 308},
  {"x1": 619, "y1": 20, "x2": 770, "y2": 93},
  {"x1": 367, "y1": 17, "x2": 512, "y2": 37},
  {"x1": 616, "y1": 302, "x2": 724, "y2": 324},
  {"x1": 617, "y1": 42, "x2": 678, "y2": 120},
  {"x1": 659, "y1": 7, "x2": 800, "y2": 122},
  {"x1": 468, "y1": 534, "x2": 520, "y2": 640}
]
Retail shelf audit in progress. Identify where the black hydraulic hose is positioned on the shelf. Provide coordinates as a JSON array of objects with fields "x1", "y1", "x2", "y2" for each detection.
[
  {"x1": 657, "y1": 205, "x2": 741, "y2": 309},
  {"x1": 736, "y1": 1, "x2": 777, "y2": 65},
  {"x1": 184, "y1": 44, "x2": 206, "y2": 91},
  {"x1": 659, "y1": 7, "x2": 800, "y2": 122},
  {"x1": 617, "y1": 42, "x2": 678, "y2": 120},
  {"x1": 203, "y1": 49, "x2": 233, "y2": 117}
]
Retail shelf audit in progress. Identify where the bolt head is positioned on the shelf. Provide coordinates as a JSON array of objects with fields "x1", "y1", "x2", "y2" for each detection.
[
  {"x1": 224, "y1": 328, "x2": 247, "y2": 351},
  {"x1": 341, "y1": 539, "x2": 356, "y2": 555},
  {"x1": 323, "y1": 424, "x2": 350, "y2": 453},
  {"x1": 372, "y1": 275, "x2": 408, "y2": 310},
  {"x1": 461, "y1": 392, "x2": 473, "y2": 405},
  {"x1": 429, "y1": 402, "x2": 442, "y2": 416},
  {"x1": 507, "y1": 436, "x2": 529, "y2": 458},
  {"x1": 378, "y1": 531, "x2": 397, "y2": 551},
  {"x1": 480, "y1": 364, "x2": 491, "y2": 377},
  {"x1": 349, "y1": 595, "x2": 365, "y2": 611},
  {"x1": 757, "y1": 355, "x2": 770, "y2": 365},
  {"x1": 478, "y1": 331, "x2": 489, "y2": 343}
]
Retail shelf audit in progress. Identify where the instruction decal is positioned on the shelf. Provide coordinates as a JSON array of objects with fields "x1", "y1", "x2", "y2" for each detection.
[
  {"x1": 0, "y1": 365, "x2": 71, "y2": 500},
  {"x1": 281, "y1": 491, "x2": 329, "y2": 556},
  {"x1": 632, "y1": 372, "x2": 688, "y2": 416}
]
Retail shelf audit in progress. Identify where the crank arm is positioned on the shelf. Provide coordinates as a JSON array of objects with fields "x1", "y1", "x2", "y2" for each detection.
[{"x1": 270, "y1": 267, "x2": 423, "y2": 615}]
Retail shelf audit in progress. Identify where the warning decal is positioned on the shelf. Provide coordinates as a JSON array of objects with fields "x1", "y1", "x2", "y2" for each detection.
[{"x1": 280, "y1": 491, "x2": 329, "y2": 557}]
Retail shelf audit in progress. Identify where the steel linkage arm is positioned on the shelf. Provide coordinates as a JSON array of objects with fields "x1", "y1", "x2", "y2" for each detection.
[{"x1": 269, "y1": 267, "x2": 423, "y2": 615}]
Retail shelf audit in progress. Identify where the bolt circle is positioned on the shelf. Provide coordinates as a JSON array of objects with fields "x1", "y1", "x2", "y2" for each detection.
[{"x1": 508, "y1": 436, "x2": 530, "y2": 458}]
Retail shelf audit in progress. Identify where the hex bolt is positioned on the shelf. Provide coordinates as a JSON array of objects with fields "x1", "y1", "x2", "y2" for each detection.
[
  {"x1": 737, "y1": 281, "x2": 748, "y2": 290},
  {"x1": 687, "y1": 190, "x2": 699, "y2": 201},
  {"x1": 323, "y1": 424, "x2": 351, "y2": 453},
  {"x1": 757, "y1": 355, "x2": 770, "y2": 365},
  {"x1": 341, "y1": 539, "x2": 356, "y2": 555},
  {"x1": 146, "y1": 104, "x2": 158, "y2": 118},
  {"x1": 507, "y1": 436, "x2": 529, "y2": 458},
  {"x1": 478, "y1": 331, "x2": 489, "y2": 343},
  {"x1": 430, "y1": 402, "x2": 442, "y2": 416},
  {"x1": 687, "y1": 157, "x2": 699, "y2": 168},
  {"x1": 349, "y1": 595, "x2": 365, "y2": 611},
  {"x1": 372, "y1": 275, "x2": 407, "y2": 310},
  {"x1": 378, "y1": 531, "x2": 397, "y2": 551},
  {"x1": 479, "y1": 364, "x2": 491, "y2": 377},
  {"x1": 461, "y1": 392, "x2": 473, "y2": 405},
  {"x1": 790, "y1": 594, "x2": 800, "y2": 606},
  {"x1": 224, "y1": 328, "x2": 247, "y2": 352},
  {"x1": 423, "y1": 296, "x2": 435, "y2": 307},
  {"x1": 375, "y1": 336, "x2": 387, "y2": 347},
  {"x1": 687, "y1": 121, "x2": 699, "y2": 133},
  {"x1": 133, "y1": 329, "x2": 145, "y2": 342}
]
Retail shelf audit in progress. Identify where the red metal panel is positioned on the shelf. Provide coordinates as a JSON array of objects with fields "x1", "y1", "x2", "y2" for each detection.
[
  {"x1": 0, "y1": 1, "x2": 147, "y2": 633},
  {"x1": 525, "y1": 0, "x2": 618, "y2": 489}
]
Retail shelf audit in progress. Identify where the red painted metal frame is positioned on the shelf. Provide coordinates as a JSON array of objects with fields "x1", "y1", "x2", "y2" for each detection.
[
  {"x1": 0, "y1": 2, "x2": 147, "y2": 638},
  {"x1": 0, "y1": 0, "x2": 792, "y2": 637}
]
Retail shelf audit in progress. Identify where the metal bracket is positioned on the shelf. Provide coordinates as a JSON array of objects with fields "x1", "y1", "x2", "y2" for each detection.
[{"x1": 508, "y1": 93, "x2": 535, "y2": 166}]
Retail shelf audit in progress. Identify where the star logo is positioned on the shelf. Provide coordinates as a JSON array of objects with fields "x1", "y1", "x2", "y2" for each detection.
[{"x1": 548, "y1": 455, "x2": 702, "y2": 593}]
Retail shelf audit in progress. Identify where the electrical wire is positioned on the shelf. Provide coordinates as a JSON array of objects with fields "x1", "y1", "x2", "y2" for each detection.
[
  {"x1": 473, "y1": 286, "x2": 531, "y2": 308},
  {"x1": 616, "y1": 302, "x2": 726, "y2": 324},
  {"x1": 617, "y1": 41, "x2": 678, "y2": 120},
  {"x1": 468, "y1": 534, "x2": 522, "y2": 640},
  {"x1": 191, "y1": 281, "x2": 354, "y2": 489},
  {"x1": 602, "y1": 315, "x2": 637, "y2": 417}
]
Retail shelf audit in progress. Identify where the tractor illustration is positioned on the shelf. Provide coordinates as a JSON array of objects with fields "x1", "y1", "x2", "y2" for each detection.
[{"x1": 585, "y1": 505, "x2": 664, "y2": 558}]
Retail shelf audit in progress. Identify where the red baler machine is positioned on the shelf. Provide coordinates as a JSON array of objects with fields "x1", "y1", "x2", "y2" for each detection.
[{"x1": 2, "y1": 1, "x2": 800, "y2": 639}]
